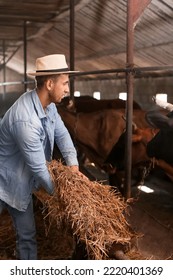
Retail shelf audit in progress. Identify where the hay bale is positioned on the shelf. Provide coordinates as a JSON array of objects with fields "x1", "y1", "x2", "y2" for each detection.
[{"x1": 35, "y1": 160, "x2": 136, "y2": 260}]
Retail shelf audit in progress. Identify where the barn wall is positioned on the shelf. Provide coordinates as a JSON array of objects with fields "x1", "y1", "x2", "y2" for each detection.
[
  {"x1": 0, "y1": 68, "x2": 26, "y2": 116},
  {"x1": 0, "y1": 68, "x2": 36, "y2": 116},
  {"x1": 75, "y1": 76, "x2": 173, "y2": 110}
]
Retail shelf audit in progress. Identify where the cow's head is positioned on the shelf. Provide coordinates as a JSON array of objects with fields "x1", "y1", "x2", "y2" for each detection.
[
  {"x1": 101, "y1": 123, "x2": 159, "y2": 192},
  {"x1": 59, "y1": 96, "x2": 76, "y2": 112},
  {"x1": 102, "y1": 122, "x2": 159, "y2": 174}
]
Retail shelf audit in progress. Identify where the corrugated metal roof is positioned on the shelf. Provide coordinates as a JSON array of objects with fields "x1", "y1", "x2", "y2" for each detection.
[{"x1": 0, "y1": 0, "x2": 173, "y2": 80}]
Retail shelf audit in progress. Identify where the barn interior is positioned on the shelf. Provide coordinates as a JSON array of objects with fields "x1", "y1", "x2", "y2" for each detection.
[{"x1": 0, "y1": 0, "x2": 173, "y2": 260}]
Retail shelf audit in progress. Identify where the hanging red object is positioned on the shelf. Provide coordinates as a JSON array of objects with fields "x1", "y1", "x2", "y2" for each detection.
[{"x1": 131, "y1": 0, "x2": 152, "y2": 25}]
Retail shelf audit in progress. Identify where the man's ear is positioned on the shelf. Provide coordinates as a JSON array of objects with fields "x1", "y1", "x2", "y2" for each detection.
[{"x1": 46, "y1": 78, "x2": 54, "y2": 91}]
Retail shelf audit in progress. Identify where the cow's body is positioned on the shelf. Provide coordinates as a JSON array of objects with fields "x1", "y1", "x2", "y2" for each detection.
[
  {"x1": 58, "y1": 107, "x2": 126, "y2": 165},
  {"x1": 60, "y1": 96, "x2": 141, "y2": 113}
]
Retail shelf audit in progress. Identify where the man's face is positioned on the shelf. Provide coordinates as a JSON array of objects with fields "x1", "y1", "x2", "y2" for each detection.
[{"x1": 48, "y1": 74, "x2": 69, "y2": 104}]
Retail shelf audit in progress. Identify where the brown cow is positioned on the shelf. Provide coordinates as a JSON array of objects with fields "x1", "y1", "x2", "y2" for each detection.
[{"x1": 67, "y1": 104, "x2": 172, "y2": 195}]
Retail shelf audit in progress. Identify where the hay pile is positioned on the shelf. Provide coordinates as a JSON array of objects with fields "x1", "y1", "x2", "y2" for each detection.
[{"x1": 35, "y1": 160, "x2": 136, "y2": 260}]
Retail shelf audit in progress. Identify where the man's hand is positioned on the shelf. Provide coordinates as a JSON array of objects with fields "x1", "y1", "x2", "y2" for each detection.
[{"x1": 69, "y1": 165, "x2": 79, "y2": 172}]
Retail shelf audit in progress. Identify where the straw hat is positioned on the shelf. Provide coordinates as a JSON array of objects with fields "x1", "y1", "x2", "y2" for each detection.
[{"x1": 27, "y1": 54, "x2": 79, "y2": 76}]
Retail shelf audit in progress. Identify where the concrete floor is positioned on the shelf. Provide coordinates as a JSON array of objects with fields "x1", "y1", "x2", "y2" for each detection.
[
  {"x1": 127, "y1": 169, "x2": 173, "y2": 260},
  {"x1": 84, "y1": 163, "x2": 173, "y2": 259}
]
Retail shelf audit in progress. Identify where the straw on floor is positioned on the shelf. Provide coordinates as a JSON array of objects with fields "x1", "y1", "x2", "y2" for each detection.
[{"x1": 35, "y1": 160, "x2": 136, "y2": 260}]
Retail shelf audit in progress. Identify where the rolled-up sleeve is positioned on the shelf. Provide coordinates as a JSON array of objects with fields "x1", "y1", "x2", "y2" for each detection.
[{"x1": 54, "y1": 112, "x2": 79, "y2": 166}]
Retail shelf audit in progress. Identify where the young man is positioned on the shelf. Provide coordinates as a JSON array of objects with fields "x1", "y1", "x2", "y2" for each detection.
[{"x1": 0, "y1": 54, "x2": 84, "y2": 259}]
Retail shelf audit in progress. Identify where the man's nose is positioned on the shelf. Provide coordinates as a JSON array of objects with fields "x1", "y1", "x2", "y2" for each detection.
[{"x1": 65, "y1": 86, "x2": 69, "y2": 94}]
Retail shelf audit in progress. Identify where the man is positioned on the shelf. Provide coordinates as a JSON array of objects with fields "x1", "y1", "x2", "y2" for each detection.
[{"x1": 0, "y1": 54, "x2": 85, "y2": 260}]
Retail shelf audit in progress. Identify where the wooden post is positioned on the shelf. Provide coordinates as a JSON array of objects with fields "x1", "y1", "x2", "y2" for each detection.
[
  {"x1": 124, "y1": 0, "x2": 152, "y2": 199},
  {"x1": 69, "y1": 0, "x2": 75, "y2": 100}
]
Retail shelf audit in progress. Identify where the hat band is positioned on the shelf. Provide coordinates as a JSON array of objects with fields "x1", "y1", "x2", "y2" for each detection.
[{"x1": 36, "y1": 67, "x2": 69, "y2": 73}]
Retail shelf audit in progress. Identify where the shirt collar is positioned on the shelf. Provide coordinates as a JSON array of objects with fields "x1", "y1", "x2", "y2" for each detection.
[{"x1": 31, "y1": 89, "x2": 46, "y2": 119}]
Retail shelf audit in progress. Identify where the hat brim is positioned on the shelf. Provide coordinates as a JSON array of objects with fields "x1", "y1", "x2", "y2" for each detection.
[{"x1": 27, "y1": 70, "x2": 79, "y2": 76}]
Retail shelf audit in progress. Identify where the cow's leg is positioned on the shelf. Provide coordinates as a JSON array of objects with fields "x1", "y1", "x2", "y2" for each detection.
[{"x1": 109, "y1": 173, "x2": 125, "y2": 195}]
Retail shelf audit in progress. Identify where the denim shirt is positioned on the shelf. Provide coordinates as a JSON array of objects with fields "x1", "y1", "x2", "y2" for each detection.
[{"x1": 0, "y1": 89, "x2": 78, "y2": 211}]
